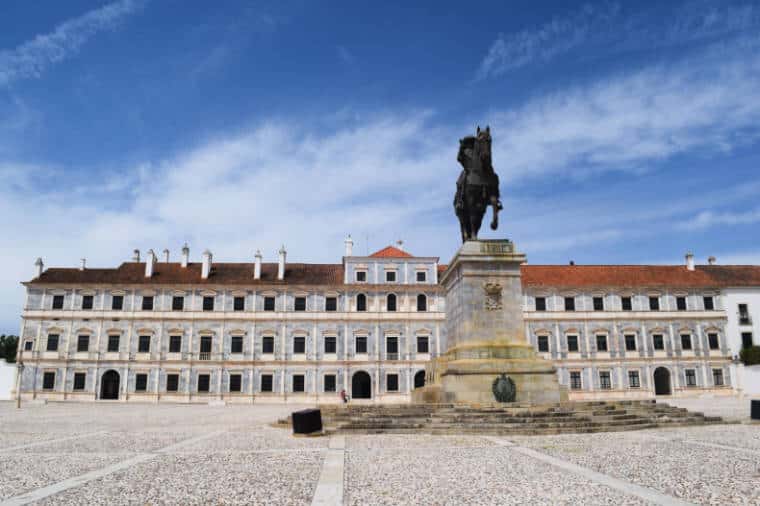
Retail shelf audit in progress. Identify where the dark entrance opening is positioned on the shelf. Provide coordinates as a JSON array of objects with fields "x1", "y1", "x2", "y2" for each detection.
[
  {"x1": 352, "y1": 371, "x2": 371, "y2": 399},
  {"x1": 414, "y1": 370, "x2": 425, "y2": 389},
  {"x1": 653, "y1": 367, "x2": 671, "y2": 395},
  {"x1": 100, "y1": 370, "x2": 120, "y2": 400}
]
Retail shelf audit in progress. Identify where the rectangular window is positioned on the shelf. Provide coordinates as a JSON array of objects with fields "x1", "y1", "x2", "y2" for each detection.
[
  {"x1": 355, "y1": 336, "x2": 367, "y2": 354},
  {"x1": 564, "y1": 297, "x2": 575, "y2": 311},
  {"x1": 416, "y1": 271, "x2": 426, "y2": 282},
  {"x1": 135, "y1": 373, "x2": 148, "y2": 392},
  {"x1": 386, "y1": 336, "x2": 399, "y2": 354},
  {"x1": 142, "y1": 296, "x2": 154, "y2": 311},
  {"x1": 293, "y1": 336, "x2": 306, "y2": 354},
  {"x1": 294, "y1": 296, "x2": 306, "y2": 311},
  {"x1": 676, "y1": 296, "x2": 687, "y2": 311},
  {"x1": 325, "y1": 297, "x2": 337, "y2": 311},
  {"x1": 169, "y1": 335, "x2": 182, "y2": 353},
  {"x1": 713, "y1": 369, "x2": 724, "y2": 386},
  {"x1": 599, "y1": 371, "x2": 612, "y2": 390},
  {"x1": 24, "y1": 340, "x2": 33, "y2": 351},
  {"x1": 537, "y1": 335, "x2": 549, "y2": 352},
  {"x1": 324, "y1": 374, "x2": 336, "y2": 392},
  {"x1": 43, "y1": 371, "x2": 56, "y2": 390},
  {"x1": 386, "y1": 374, "x2": 399, "y2": 391},
  {"x1": 52, "y1": 295, "x2": 64, "y2": 310},
  {"x1": 46, "y1": 334, "x2": 59, "y2": 352},
  {"x1": 197, "y1": 374, "x2": 210, "y2": 392},
  {"x1": 261, "y1": 374, "x2": 273, "y2": 392},
  {"x1": 535, "y1": 297, "x2": 546, "y2": 311},
  {"x1": 742, "y1": 332, "x2": 753, "y2": 349},
  {"x1": 355, "y1": 271, "x2": 367, "y2": 282},
  {"x1": 739, "y1": 304, "x2": 751, "y2": 325},
  {"x1": 138, "y1": 335, "x2": 151, "y2": 353},
  {"x1": 231, "y1": 336, "x2": 243, "y2": 354},
  {"x1": 386, "y1": 295, "x2": 397, "y2": 311},
  {"x1": 417, "y1": 294, "x2": 427, "y2": 312},
  {"x1": 262, "y1": 336, "x2": 275, "y2": 354},
  {"x1": 200, "y1": 336, "x2": 212, "y2": 353},
  {"x1": 621, "y1": 296, "x2": 632, "y2": 311},
  {"x1": 324, "y1": 336, "x2": 336, "y2": 354},
  {"x1": 680, "y1": 334, "x2": 692, "y2": 350},
  {"x1": 356, "y1": 294, "x2": 367, "y2": 311},
  {"x1": 293, "y1": 375, "x2": 305, "y2": 392},
  {"x1": 625, "y1": 334, "x2": 637, "y2": 351},
  {"x1": 703, "y1": 296, "x2": 714, "y2": 311},
  {"x1": 628, "y1": 370, "x2": 640, "y2": 388},
  {"x1": 649, "y1": 296, "x2": 659, "y2": 311},
  {"x1": 570, "y1": 371, "x2": 582, "y2": 390},
  {"x1": 166, "y1": 374, "x2": 179, "y2": 392},
  {"x1": 652, "y1": 334, "x2": 664, "y2": 350},
  {"x1": 229, "y1": 374, "x2": 242, "y2": 392},
  {"x1": 77, "y1": 335, "x2": 89, "y2": 352},
  {"x1": 107, "y1": 335, "x2": 120, "y2": 352},
  {"x1": 203, "y1": 296, "x2": 214, "y2": 311},
  {"x1": 708, "y1": 333, "x2": 719, "y2": 350},
  {"x1": 685, "y1": 369, "x2": 697, "y2": 387},
  {"x1": 82, "y1": 295, "x2": 93, "y2": 310},
  {"x1": 233, "y1": 296, "x2": 245, "y2": 311},
  {"x1": 172, "y1": 296, "x2": 184, "y2": 311},
  {"x1": 417, "y1": 336, "x2": 429, "y2": 354},
  {"x1": 595, "y1": 335, "x2": 608, "y2": 352},
  {"x1": 73, "y1": 372, "x2": 86, "y2": 391},
  {"x1": 385, "y1": 271, "x2": 396, "y2": 282},
  {"x1": 112, "y1": 295, "x2": 124, "y2": 310},
  {"x1": 264, "y1": 296, "x2": 275, "y2": 311},
  {"x1": 593, "y1": 296, "x2": 604, "y2": 311},
  {"x1": 566, "y1": 335, "x2": 579, "y2": 352}
]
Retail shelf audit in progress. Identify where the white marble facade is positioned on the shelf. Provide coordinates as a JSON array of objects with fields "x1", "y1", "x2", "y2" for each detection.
[{"x1": 14, "y1": 245, "x2": 755, "y2": 403}]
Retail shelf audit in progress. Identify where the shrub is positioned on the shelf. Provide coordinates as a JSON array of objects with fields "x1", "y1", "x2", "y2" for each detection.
[{"x1": 740, "y1": 346, "x2": 760, "y2": 366}]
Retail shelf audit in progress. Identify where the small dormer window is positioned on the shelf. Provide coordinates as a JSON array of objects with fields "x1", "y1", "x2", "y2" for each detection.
[
  {"x1": 111, "y1": 295, "x2": 124, "y2": 311},
  {"x1": 82, "y1": 295, "x2": 94, "y2": 310},
  {"x1": 356, "y1": 271, "x2": 367, "y2": 282},
  {"x1": 703, "y1": 296, "x2": 714, "y2": 311},
  {"x1": 52, "y1": 295, "x2": 64, "y2": 310},
  {"x1": 294, "y1": 296, "x2": 306, "y2": 311},
  {"x1": 202, "y1": 296, "x2": 214, "y2": 311},
  {"x1": 142, "y1": 296, "x2": 154, "y2": 311},
  {"x1": 386, "y1": 271, "x2": 397, "y2": 282}
]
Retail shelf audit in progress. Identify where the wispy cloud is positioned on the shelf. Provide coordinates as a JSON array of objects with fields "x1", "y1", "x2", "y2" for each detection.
[
  {"x1": 0, "y1": 0, "x2": 145, "y2": 87},
  {"x1": 677, "y1": 208, "x2": 760, "y2": 231},
  {"x1": 475, "y1": 1, "x2": 760, "y2": 80}
]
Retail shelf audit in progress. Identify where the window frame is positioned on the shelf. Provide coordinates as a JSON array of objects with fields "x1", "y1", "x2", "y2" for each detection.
[
  {"x1": 569, "y1": 371, "x2": 582, "y2": 390},
  {"x1": 676, "y1": 296, "x2": 687, "y2": 311},
  {"x1": 111, "y1": 294, "x2": 124, "y2": 311},
  {"x1": 230, "y1": 335, "x2": 244, "y2": 354},
  {"x1": 628, "y1": 370, "x2": 640, "y2": 388},
  {"x1": 417, "y1": 294, "x2": 427, "y2": 312},
  {"x1": 621, "y1": 296, "x2": 632, "y2": 311},
  {"x1": 197, "y1": 374, "x2": 210, "y2": 393},
  {"x1": 202, "y1": 296, "x2": 214, "y2": 311},
  {"x1": 169, "y1": 335, "x2": 182, "y2": 353},
  {"x1": 356, "y1": 293, "x2": 367, "y2": 312},
  {"x1": 417, "y1": 335, "x2": 429, "y2": 354},
  {"x1": 229, "y1": 373, "x2": 242, "y2": 392},
  {"x1": 292, "y1": 374, "x2": 305, "y2": 392},
  {"x1": 142, "y1": 296, "x2": 154, "y2": 311},
  {"x1": 166, "y1": 374, "x2": 180, "y2": 392},
  {"x1": 135, "y1": 373, "x2": 148, "y2": 392},
  {"x1": 260, "y1": 374, "x2": 274, "y2": 392},
  {"x1": 595, "y1": 334, "x2": 608, "y2": 352},
  {"x1": 172, "y1": 296, "x2": 184, "y2": 311},
  {"x1": 592, "y1": 296, "x2": 604, "y2": 311},
  {"x1": 233, "y1": 296, "x2": 245, "y2": 311},
  {"x1": 355, "y1": 270, "x2": 367, "y2": 283},
  {"x1": 262, "y1": 336, "x2": 275, "y2": 354},
  {"x1": 355, "y1": 336, "x2": 368, "y2": 354},
  {"x1": 82, "y1": 295, "x2": 94, "y2": 310},
  {"x1": 293, "y1": 336, "x2": 306, "y2": 355},
  {"x1": 294, "y1": 296, "x2": 307, "y2": 312},
  {"x1": 599, "y1": 371, "x2": 612, "y2": 390},
  {"x1": 566, "y1": 334, "x2": 579, "y2": 352},
  {"x1": 535, "y1": 296, "x2": 547, "y2": 311},
  {"x1": 685, "y1": 369, "x2": 697, "y2": 387},
  {"x1": 712, "y1": 368, "x2": 724, "y2": 386},
  {"x1": 263, "y1": 296, "x2": 276, "y2": 312},
  {"x1": 537, "y1": 335, "x2": 549, "y2": 353},
  {"x1": 385, "y1": 270, "x2": 397, "y2": 283},
  {"x1": 324, "y1": 335, "x2": 337, "y2": 354},
  {"x1": 386, "y1": 293, "x2": 397, "y2": 312},
  {"x1": 416, "y1": 271, "x2": 426, "y2": 283},
  {"x1": 564, "y1": 296, "x2": 575, "y2": 311},
  {"x1": 680, "y1": 334, "x2": 692, "y2": 350},
  {"x1": 52, "y1": 294, "x2": 64, "y2": 310},
  {"x1": 46, "y1": 334, "x2": 59, "y2": 352},
  {"x1": 652, "y1": 334, "x2": 665, "y2": 350},
  {"x1": 649, "y1": 296, "x2": 660, "y2": 311},
  {"x1": 325, "y1": 296, "x2": 337, "y2": 312},
  {"x1": 624, "y1": 334, "x2": 637, "y2": 352},
  {"x1": 324, "y1": 374, "x2": 337, "y2": 392},
  {"x1": 73, "y1": 372, "x2": 86, "y2": 391},
  {"x1": 77, "y1": 334, "x2": 89, "y2": 353},
  {"x1": 43, "y1": 371, "x2": 56, "y2": 390},
  {"x1": 138, "y1": 335, "x2": 151, "y2": 353},
  {"x1": 708, "y1": 332, "x2": 719, "y2": 350},
  {"x1": 386, "y1": 373, "x2": 399, "y2": 392},
  {"x1": 107, "y1": 334, "x2": 120, "y2": 353},
  {"x1": 703, "y1": 296, "x2": 714, "y2": 311}
]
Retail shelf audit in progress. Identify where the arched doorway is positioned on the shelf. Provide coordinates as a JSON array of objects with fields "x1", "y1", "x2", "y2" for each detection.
[
  {"x1": 414, "y1": 370, "x2": 425, "y2": 389},
  {"x1": 653, "y1": 367, "x2": 671, "y2": 395},
  {"x1": 351, "y1": 371, "x2": 371, "y2": 399},
  {"x1": 100, "y1": 370, "x2": 120, "y2": 400}
]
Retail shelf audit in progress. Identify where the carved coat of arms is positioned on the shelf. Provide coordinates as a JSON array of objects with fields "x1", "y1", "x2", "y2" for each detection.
[
  {"x1": 483, "y1": 282, "x2": 503, "y2": 310},
  {"x1": 492, "y1": 374, "x2": 516, "y2": 403}
]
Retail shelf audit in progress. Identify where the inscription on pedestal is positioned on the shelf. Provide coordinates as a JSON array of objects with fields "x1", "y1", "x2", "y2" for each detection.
[{"x1": 479, "y1": 241, "x2": 514, "y2": 254}]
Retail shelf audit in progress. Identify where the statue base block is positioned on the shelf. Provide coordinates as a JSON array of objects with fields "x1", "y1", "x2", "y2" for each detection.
[{"x1": 413, "y1": 240, "x2": 564, "y2": 405}]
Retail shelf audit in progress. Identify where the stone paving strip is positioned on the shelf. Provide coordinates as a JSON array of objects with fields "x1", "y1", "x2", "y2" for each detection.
[
  {"x1": 0, "y1": 431, "x2": 106, "y2": 453},
  {"x1": 311, "y1": 436, "x2": 345, "y2": 506},
  {"x1": 0, "y1": 431, "x2": 224, "y2": 506},
  {"x1": 484, "y1": 437, "x2": 691, "y2": 506}
]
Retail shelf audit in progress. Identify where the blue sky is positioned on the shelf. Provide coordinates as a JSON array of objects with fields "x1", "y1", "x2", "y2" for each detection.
[{"x1": 2, "y1": 0, "x2": 760, "y2": 332}]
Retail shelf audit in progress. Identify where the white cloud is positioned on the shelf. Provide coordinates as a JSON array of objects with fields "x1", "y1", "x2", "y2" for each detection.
[
  {"x1": 0, "y1": 0, "x2": 144, "y2": 87},
  {"x1": 678, "y1": 208, "x2": 760, "y2": 231}
]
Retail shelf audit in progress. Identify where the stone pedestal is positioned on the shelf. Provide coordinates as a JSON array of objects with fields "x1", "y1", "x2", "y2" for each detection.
[{"x1": 413, "y1": 240, "x2": 564, "y2": 405}]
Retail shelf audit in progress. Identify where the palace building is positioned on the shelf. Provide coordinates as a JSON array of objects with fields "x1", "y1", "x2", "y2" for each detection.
[{"x1": 14, "y1": 239, "x2": 760, "y2": 403}]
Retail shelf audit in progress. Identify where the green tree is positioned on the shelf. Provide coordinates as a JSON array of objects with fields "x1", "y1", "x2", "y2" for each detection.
[{"x1": 0, "y1": 335, "x2": 19, "y2": 363}]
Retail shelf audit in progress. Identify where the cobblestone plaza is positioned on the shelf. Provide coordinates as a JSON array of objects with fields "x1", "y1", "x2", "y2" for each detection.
[{"x1": 1, "y1": 402, "x2": 757, "y2": 505}]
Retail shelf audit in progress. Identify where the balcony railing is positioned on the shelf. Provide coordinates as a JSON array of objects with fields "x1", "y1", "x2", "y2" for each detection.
[
  {"x1": 386, "y1": 352, "x2": 399, "y2": 361},
  {"x1": 739, "y1": 314, "x2": 752, "y2": 326},
  {"x1": 198, "y1": 352, "x2": 211, "y2": 361}
]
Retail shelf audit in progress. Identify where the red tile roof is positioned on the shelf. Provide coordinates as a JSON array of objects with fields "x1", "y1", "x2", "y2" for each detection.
[
  {"x1": 369, "y1": 246, "x2": 413, "y2": 258},
  {"x1": 520, "y1": 264, "x2": 760, "y2": 288}
]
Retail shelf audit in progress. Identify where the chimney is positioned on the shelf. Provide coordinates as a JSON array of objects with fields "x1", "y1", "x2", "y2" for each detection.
[
  {"x1": 80, "y1": 258, "x2": 86, "y2": 271},
  {"x1": 163, "y1": 249, "x2": 170, "y2": 263},
  {"x1": 201, "y1": 249, "x2": 212, "y2": 279},
  {"x1": 569, "y1": 260, "x2": 575, "y2": 266},
  {"x1": 181, "y1": 243, "x2": 189, "y2": 268},
  {"x1": 132, "y1": 249, "x2": 140, "y2": 262},
  {"x1": 34, "y1": 258, "x2": 44, "y2": 278},
  {"x1": 145, "y1": 249, "x2": 156, "y2": 277},
  {"x1": 708, "y1": 256, "x2": 716, "y2": 265},
  {"x1": 277, "y1": 245, "x2": 286, "y2": 280},
  {"x1": 344, "y1": 234, "x2": 354, "y2": 257},
  {"x1": 685, "y1": 252, "x2": 695, "y2": 271},
  {"x1": 254, "y1": 250, "x2": 262, "y2": 280}
]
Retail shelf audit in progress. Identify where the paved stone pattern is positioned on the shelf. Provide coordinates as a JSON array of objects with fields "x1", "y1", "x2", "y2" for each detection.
[{"x1": 1, "y1": 402, "x2": 759, "y2": 504}]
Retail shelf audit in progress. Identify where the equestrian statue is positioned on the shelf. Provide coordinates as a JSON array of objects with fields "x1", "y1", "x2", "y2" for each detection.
[{"x1": 454, "y1": 126, "x2": 503, "y2": 242}]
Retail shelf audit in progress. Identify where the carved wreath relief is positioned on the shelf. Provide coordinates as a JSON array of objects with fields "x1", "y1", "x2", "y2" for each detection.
[{"x1": 483, "y1": 282, "x2": 503, "y2": 310}]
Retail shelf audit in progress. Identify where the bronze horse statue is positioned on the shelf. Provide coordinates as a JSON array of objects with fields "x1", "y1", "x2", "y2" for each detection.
[{"x1": 454, "y1": 126, "x2": 503, "y2": 242}]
